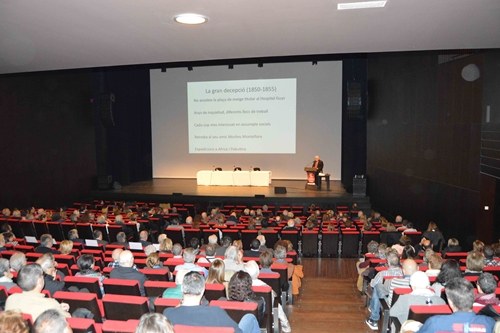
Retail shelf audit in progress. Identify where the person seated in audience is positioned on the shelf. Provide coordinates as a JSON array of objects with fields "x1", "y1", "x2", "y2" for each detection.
[
  {"x1": 441, "y1": 237, "x2": 462, "y2": 257},
  {"x1": 414, "y1": 237, "x2": 432, "y2": 254},
  {"x1": 157, "y1": 233, "x2": 167, "y2": 244},
  {"x1": 431, "y1": 259, "x2": 463, "y2": 296},
  {"x1": 282, "y1": 219, "x2": 297, "y2": 231},
  {"x1": 391, "y1": 235, "x2": 411, "y2": 256},
  {"x1": 205, "y1": 234, "x2": 219, "y2": 252},
  {"x1": 418, "y1": 278, "x2": 495, "y2": 333},
  {"x1": 3, "y1": 231, "x2": 18, "y2": 246},
  {"x1": 228, "y1": 270, "x2": 265, "y2": 323},
  {"x1": 164, "y1": 271, "x2": 260, "y2": 333},
  {"x1": 233, "y1": 239, "x2": 243, "y2": 251},
  {"x1": 390, "y1": 271, "x2": 446, "y2": 325},
  {"x1": 34, "y1": 309, "x2": 72, "y2": 333},
  {"x1": 244, "y1": 239, "x2": 261, "y2": 258},
  {"x1": 0, "y1": 258, "x2": 17, "y2": 291},
  {"x1": 0, "y1": 234, "x2": 7, "y2": 252},
  {"x1": 198, "y1": 243, "x2": 217, "y2": 264},
  {"x1": 226, "y1": 211, "x2": 239, "y2": 225},
  {"x1": 402, "y1": 244, "x2": 417, "y2": 260},
  {"x1": 474, "y1": 272, "x2": 500, "y2": 306},
  {"x1": 110, "y1": 250, "x2": 147, "y2": 296},
  {"x1": 159, "y1": 237, "x2": 173, "y2": 254},
  {"x1": 483, "y1": 245, "x2": 499, "y2": 267},
  {"x1": 135, "y1": 313, "x2": 174, "y2": 333},
  {"x1": 75, "y1": 254, "x2": 105, "y2": 295},
  {"x1": 401, "y1": 221, "x2": 418, "y2": 234},
  {"x1": 259, "y1": 250, "x2": 274, "y2": 274},
  {"x1": 216, "y1": 236, "x2": 232, "y2": 256},
  {"x1": 36, "y1": 252, "x2": 65, "y2": 296},
  {"x1": 256, "y1": 234, "x2": 271, "y2": 254},
  {"x1": 274, "y1": 245, "x2": 295, "y2": 279},
  {"x1": 422, "y1": 221, "x2": 445, "y2": 252},
  {"x1": 386, "y1": 259, "x2": 418, "y2": 306},
  {"x1": 139, "y1": 230, "x2": 151, "y2": 247},
  {"x1": 224, "y1": 245, "x2": 244, "y2": 279},
  {"x1": 10, "y1": 251, "x2": 27, "y2": 272},
  {"x1": 57, "y1": 240, "x2": 73, "y2": 255},
  {"x1": 35, "y1": 234, "x2": 60, "y2": 254},
  {"x1": 67, "y1": 229, "x2": 84, "y2": 245},
  {"x1": 146, "y1": 252, "x2": 165, "y2": 269},
  {"x1": 189, "y1": 237, "x2": 202, "y2": 255},
  {"x1": 0, "y1": 310, "x2": 30, "y2": 333},
  {"x1": 172, "y1": 243, "x2": 183, "y2": 258},
  {"x1": 464, "y1": 251, "x2": 485, "y2": 277},
  {"x1": 144, "y1": 244, "x2": 156, "y2": 256},
  {"x1": 425, "y1": 253, "x2": 443, "y2": 277},
  {"x1": 93, "y1": 229, "x2": 108, "y2": 247},
  {"x1": 108, "y1": 248, "x2": 123, "y2": 268},
  {"x1": 174, "y1": 247, "x2": 208, "y2": 278},
  {"x1": 472, "y1": 239, "x2": 485, "y2": 253},
  {"x1": 1, "y1": 208, "x2": 11, "y2": 217},
  {"x1": 112, "y1": 231, "x2": 129, "y2": 248},
  {"x1": 206, "y1": 258, "x2": 226, "y2": 285},
  {"x1": 365, "y1": 251, "x2": 403, "y2": 330},
  {"x1": 5, "y1": 263, "x2": 70, "y2": 321}
]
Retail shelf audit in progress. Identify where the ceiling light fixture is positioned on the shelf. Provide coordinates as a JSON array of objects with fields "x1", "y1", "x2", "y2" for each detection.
[
  {"x1": 188, "y1": 66, "x2": 193, "y2": 71},
  {"x1": 337, "y1": 1, "x2": 387, "y2": 10},
  {"x1": 228, "y1": 64, "x2": 234, "y2": 69},
  {"x1": 174, "y1": 13, "x2": 208, "y2": 25},
  {"x1": 258, "y1": 63, "x2": 263, "y2": 68}
]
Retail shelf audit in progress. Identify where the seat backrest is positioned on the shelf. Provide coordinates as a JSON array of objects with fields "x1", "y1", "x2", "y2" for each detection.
[
  {"x1": 253, "y1": 285, "x2": 273, "y2": 332},
  {"x1": 408, "y1": 304, "x2": 452, "y2": 323},
  {"x1": 64, "y1": 276, "x2": 103, "y2": 298},
  {"x1": 67, "y1": 317, "x2": 97, "y2": 333},
  {"x1": 144, "y1": 280, "x2": 176, "y2": 297},
  {"x1": 204, "y1": 283, "x2": 226, "y2": 301},
  {"x1": 103, "y1": 278, "x2": 141, "y2": 296},
  {"x1": 102, "y1": 294, "x2": 149, "y2": 320},
  {"x1": 258, "y1": 272, "x2": 281, "y2": 304},
  {"x1": 153, "y1": 297, "x2": 181, "y2": 313},
  {"x1": 174, "y1": 325, "x2": 234, "y2": 333},
  {"x1": 139, "y1": 268, "x2": 170, "y2": 281},
  {"x1": 209, "y1": 300, "x2": 258, "y2": 323},
  {"x1": 54, "y1": 291, "x2": 103, "y2": 323},
  {"x1": 102, "y1": 319, "x2": 140, "y2": 333}
]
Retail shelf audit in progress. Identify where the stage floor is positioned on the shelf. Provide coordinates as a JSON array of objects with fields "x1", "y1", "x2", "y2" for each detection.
[
  {"x1": 118, "y1": 178, "x2": 346, "y2": 198},
  {"x1": 91, "y1": 178, "x2": 370, "y2": 209}
]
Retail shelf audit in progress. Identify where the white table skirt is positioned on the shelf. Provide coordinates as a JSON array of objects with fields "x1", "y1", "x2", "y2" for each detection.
[{"x1": 196, "y1": 170, "x2": 272, "y2": 186}]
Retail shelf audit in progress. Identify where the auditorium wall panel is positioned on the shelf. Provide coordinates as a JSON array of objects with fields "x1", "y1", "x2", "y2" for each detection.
[{"x1": 0, "y1": 72, "x2": 96, "y2": 207}]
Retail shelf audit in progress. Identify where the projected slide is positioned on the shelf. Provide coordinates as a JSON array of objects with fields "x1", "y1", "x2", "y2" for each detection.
[{"x1": 187, "y1": 79, "x2": 296, "y2": 154}]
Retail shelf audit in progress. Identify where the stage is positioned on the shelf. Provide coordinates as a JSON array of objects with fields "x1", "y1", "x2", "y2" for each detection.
[{"x1": 90, "y1": 178, "x2": 371, "y2": 210}]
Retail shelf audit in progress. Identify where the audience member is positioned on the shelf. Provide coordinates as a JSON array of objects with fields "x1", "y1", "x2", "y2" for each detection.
[
  {"x1": 36, "y1": 253, "x2": 65, "y2": 295},
  {"x1": 223, "y1": 245, "x2": 244, "y2": 279},
  {"x1": 422, "y1": 221, "x2": 445, "y2": 252},
  {"x1": 431, "y1": 259, "x2": 463, "y2": 296},
  {"x1": 216, "y1": 236, "x2": 233, "y2": 256},
  {"x1": 259, "y1": 250, "x2": 274, "y2": 274},
  {"x1": 197, "y1": 243, "x2": 217, "y2": 264},
  {"x1": 58, "y1": 240, "x2": 73, "y2": 255},
  {"x1": 0, "y1": 258, "x2": 17, "y2": 290},
  {"x1": 228, "y1": 270, "x2": 265, "y2": 323},
  {"x1": 75, "y1": 254, "x2": 105, "y2": 295},
  {"x1": 174, "y1": 247, "x2": 208, "y2": 277},
  {"x1": 244, "y1": 239, "x2": 261, "y2": 257},
  {"x1": 164, "y1": 271, "x2": 260, "y2": 333},
  {"x1": 67, "y1": 229, "x2": 84, "y2": 244},
  {"x1": 159, "y1": 237, "x2": 173, "y2": 253},
  {"x1": 472, "y1": 239, "x2": 485, "y2": 253},
  {"x1": 34, "y1": 309, "x2": 72, "y2": 333},
  {"x1": 425, "y1": 253, "x2": 443, "y2": 277},
  {"x1": 9, "y1": 251, "x2": 26, "y2": 272},
  {"x1": 172, "y1": 243, "x2": 183, "y2": 258},
  {"x1": 441, "y1": 238, "x2": 462, "y2": 257},
  {"x1": 35, "y1": 234, "x2": 60, "y2": 254},
  {"x1": 139, "y1": 230, "x2": 151, "y2": 247},
  {"x1": 93, "y1": 229, "x2": 108, "y2": 247},
  {"x1": 108, "y1": 248, "x2": 123, "y2": 268},
  {"x1": 418, "y1": 278, "x2": 495, "y2": 333},
  {"x1": 389, "y1": 271, "x2": 446, "y2": 325},
  {"x1": 483, "y1": 245, "x2": 499, "y2": 267},
  {"x1": 110, "y1": 250, "x2": 147, "y2": 296},
  {"x1": 112, "y1": 232, "x2": 129, "y2": 248},
  {"x1": 464, "y1": 251, "x2": 485, "y2": 276},
  {"x1": 474, "y1": 272, "x2": 500, "y2": 305},
  {"x1": 135, "y1": 313, "x2": 174, "y2": 333},
  {"x1": 5, "y1": 264, "x2": 70, "y2": 320},
  {"x1": 0, "y1": 310, "x2": 30, "y2": 333}
]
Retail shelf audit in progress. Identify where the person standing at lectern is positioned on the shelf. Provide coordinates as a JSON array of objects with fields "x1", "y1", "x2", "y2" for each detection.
[{"x1": 312, "y1": 155, "x2": 324, "y2": 188}]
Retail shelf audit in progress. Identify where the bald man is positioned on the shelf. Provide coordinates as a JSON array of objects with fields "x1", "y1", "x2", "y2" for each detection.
[{"x1": 109, "y1": 250, "x2": 147, "y2": 296}]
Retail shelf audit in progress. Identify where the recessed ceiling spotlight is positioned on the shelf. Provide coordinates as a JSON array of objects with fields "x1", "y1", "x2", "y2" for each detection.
[
  {"x1": 337, "y1": 1, "x2": 387, "y2": 10},
  {"x1": 174, "y1": 13, "x2": 208, "y2": 25}
]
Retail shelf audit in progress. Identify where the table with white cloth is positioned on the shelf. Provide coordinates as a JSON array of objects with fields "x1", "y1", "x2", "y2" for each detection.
[{"x1": 196, "y1": 170, "x2": 272, "y2": 186}]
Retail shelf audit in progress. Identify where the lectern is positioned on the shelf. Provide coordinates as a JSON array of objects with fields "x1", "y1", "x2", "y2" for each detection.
[{"x1": 304, "y1": 167, "x2": 317, "y2": 189}]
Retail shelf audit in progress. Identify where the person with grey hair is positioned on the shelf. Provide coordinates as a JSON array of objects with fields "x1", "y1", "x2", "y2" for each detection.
[
  {"x1": 35, "y1": 234, "x2": 60, "y2": 254},
  {"x1": 197, "y1": 243, "x2": 217, "y2": 264},
  {"x1": 164, "y1": 271, "x2": 259, "y2": 333},
  {"x1": 135, "y1": 313, "x2": 173, "y2": 333},
  {"x1": 474, "y1": 272, "x2": 500, "y2": 305},
  {"x1": 112, "y1": 231, "x2": 129, "y2": 248},
  {"x1": 9, "y1": 251, "x2": 26, "y2": 272},
  {"x1": 274, "y1": 245, "x2": 295, "y2": 279},
  {"x1": 223, "y1": 245, "x2": 244, "y2": 276},
  {"x1": 172, "y1": 243, "x2": 183, "y2": 258},
  {"x1": 110, "y1": 250, "x2": 147, "y2": 296},
  {"x1": 215, "y1": 236, "x2": 232, "y2": 256},
  {"x1": 5, "y1": 264, "x2": 70, "y2": 320},
  {"x1": 418, "y1": 278, "x2": 495, "y2": 333},
  {"x1": 36, "y1": 252, "x2": 65, "y2": 296},
  {"x1": 34, "y1": 309, "x2": 72, "y2": 333},
  {"x1": 0, "y1": 258, "x2": 16, "y2": 290},
  {"x1": 174, "y1": 247, "x2": 208, "y2": 277}
]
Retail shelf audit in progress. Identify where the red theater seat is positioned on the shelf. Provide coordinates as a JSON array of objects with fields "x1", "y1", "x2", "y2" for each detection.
[
  {"x1": 103, "y1": 278, "x2": 141, "y2": 296},
  {"x1": 102, "y1": 319, "x2": 139, "y2": 333},
  {"x1": 144, "y1": 280, "x2": 176, "y2": 297},
  {"x1": 54, "y1": 291, "x2": 104, "y2": 323},
  {"x1": 174, "y1": 325, "x2": 234, "y2": 333},
  {"x1": 209, "y1": 300, "x2": 258, "y2": 323},
  {"x1": 102, "y1": 294, "x2": 149, "y2": 320}
]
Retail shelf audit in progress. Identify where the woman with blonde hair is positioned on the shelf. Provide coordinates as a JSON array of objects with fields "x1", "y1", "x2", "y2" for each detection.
[
  {"x1": 159, "y1": 237, "x2": 173, "y2": 253},
  {"x1": 58, "y1": 240, "x2": 73, "y2": 255}
]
